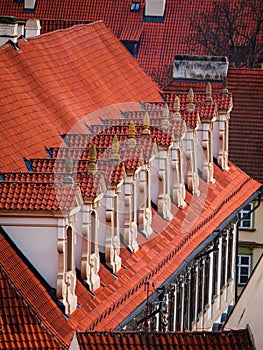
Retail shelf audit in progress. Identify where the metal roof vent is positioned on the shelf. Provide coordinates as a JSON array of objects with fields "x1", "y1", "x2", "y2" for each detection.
[{"x1": 145, "y1": 0, "x2": 166, "y2": 17}]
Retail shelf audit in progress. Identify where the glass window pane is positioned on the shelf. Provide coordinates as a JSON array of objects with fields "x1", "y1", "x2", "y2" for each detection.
[{"x1": 241, "y1": 256, "x2": 249, "y2": 264}]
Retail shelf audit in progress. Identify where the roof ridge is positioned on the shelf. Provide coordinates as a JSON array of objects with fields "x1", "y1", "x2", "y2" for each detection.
[{"x1": 27, "y1": 20, "x2": 105, "y2": 41}]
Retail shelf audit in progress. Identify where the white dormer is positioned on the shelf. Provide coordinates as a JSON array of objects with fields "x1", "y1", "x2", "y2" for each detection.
[
  {"x1": 25, "y1": 19, "x2": 41, "y2": 38},
  {"x1": 145, "y1": 0, "x2": 166, "y2": 17},
  {"x1": 24, "y1": 0, "x2": 36, "y2": 10},
  {"x1": 0, "y1": 16, "x2": 18, "y2": 46}
]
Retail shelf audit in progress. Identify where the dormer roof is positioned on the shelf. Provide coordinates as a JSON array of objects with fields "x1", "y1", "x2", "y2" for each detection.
[{"x1": 0, "y1": 21, "x2": 161, "y2": 173}]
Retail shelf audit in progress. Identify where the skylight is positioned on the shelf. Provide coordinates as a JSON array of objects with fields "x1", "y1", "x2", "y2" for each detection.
[{"x1": 130, "y1": 2, "x2": 140, "y2": 11}]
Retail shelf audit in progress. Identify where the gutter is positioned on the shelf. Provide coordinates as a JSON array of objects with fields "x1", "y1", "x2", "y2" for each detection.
[{"x1": 116, "y1": 187, "x2": 263, "y2": 330}]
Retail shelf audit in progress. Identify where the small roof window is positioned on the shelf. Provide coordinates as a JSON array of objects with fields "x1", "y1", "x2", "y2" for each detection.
[{"x1": 130, "y1": 2, "x2": 140, "y2": 11}]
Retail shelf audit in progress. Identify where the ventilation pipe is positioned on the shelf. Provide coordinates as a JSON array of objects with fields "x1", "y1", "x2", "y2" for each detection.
[{"x1": 25, "y1": 19, "x2": 41, "y2": 38}]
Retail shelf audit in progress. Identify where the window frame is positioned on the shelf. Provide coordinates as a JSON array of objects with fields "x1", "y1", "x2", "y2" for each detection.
[
  {"x1": 238, "y1": 202, "x2": 254, "y2": 230},
  {"x1": 130, "y1": 2, "x2": 140, "y2": 11},
  {"x1": 237, "y1": 254, "x2": 251, "y2": 285}
]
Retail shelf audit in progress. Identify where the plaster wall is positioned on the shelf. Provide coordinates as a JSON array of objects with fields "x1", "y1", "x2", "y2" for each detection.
[
  {"x1": 225, "y1": 256, "x2": 263, "y2": 349},
  {"x1": 213, "y1": 120, "x2": 219, "y2": 159},
  {"x1": 75, "y1": 210, "x2": 82, "y2": 270},
  {"x1": 0, "y1": 216, "x2": 58, "y2": 288},
  {"x1": 150, "y1": 157, "x2": 159, "y2": 205}
]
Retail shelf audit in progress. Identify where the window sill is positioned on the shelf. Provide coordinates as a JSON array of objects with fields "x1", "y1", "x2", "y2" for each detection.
[{"x1": 239, "y1": 228, "x2": 256, "y2": 232}]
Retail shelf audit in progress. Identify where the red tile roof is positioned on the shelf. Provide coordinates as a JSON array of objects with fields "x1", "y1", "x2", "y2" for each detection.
[
  {"x1": 227, "y1": 69, "x2": 263, "y2": 183},
  {"x1": 76, "y1": 329, "x2": 254, "y2": 350},
  {"x1": 0, "y1": 270, "x2": 65, "y2": 349},
  {"x1": 0, "y1": 161, "x2": 260, "y2": 344},
  {"x1": 0, "y1": 229, "x2": 72, "y2": 348},
  {"x1": 163, "y1": 71, "x2": 263, "y2": 183},
  {"x1": 1, "y1": 0, "x2": 259, "y2": 86},
  {"x1": 0, "y1": 22, "x2": 161, "y2": 172},
  {"x1": 0, "y1": 182, "x2": 80, "y2": 211}
]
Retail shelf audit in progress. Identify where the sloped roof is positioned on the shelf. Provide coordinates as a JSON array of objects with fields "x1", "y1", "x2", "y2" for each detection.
[
  {"x1": 0, "y1": 228, "x2": 72, "y2": 348},
  {"x1": 227, "y1": 69, "x2": 263, "y2": 184},
  {"x1": 0, "y1": 0, "x2": 260, "y2": 84},
  {"x1": 163, "y1": 71, "x2": 263, "y2": 183},
  {"x1": 75, "y1": 329, "x2": 254, "y2": 350},
  {"x1": 0, "y1": 162, "x2": 261, "y2": 345},
  {"x1": 0, "y1": 21, "x2": 161, "y2": 172}
]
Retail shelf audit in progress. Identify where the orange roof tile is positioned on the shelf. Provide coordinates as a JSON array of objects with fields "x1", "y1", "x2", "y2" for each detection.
[
  {"x1": 0, "y1": 229, "x2": 72, "y2": 348},
  {"x1": 227, "y1": 69, "x2": 263, "y2": 183},
  {"x1": 0, "y1": 22, "x2": 161, "y2": 172},
  {"x1": 0, "y1": 181, "x2": 79, "y2": 211},
  {"x1": 1, "y1": 160, "x2": 260, "y2": 345},
  {"x1": 2, "y1": 0, "x2": 261, "y2": 88},
  {"x1": 76, "y1": 329, "x2": 254, "y2": 350}
]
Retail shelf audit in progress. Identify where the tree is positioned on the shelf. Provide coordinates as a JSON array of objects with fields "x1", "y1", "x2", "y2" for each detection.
[{"x1": 187, "y1": 0, "x2": 263, "y2": 68}]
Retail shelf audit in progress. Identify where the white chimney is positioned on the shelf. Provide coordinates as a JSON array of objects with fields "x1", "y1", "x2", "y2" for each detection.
[
  {"x1": 145, "y1": 0, "x2": 166, "y2": 17},
  {"x1": 25, "y1": 19, "x2": 41, "y2": 38},
  {"x1": 24, "y1": 0, "x2": 36, "y2": 10},
  {"x1": 0, "y1": 16, "x2": 18, "y2": 47}
]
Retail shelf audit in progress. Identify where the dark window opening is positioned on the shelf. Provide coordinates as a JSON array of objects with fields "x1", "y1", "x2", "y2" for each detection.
[
  {"x1": 66, "y1": 226, "x2": 73, "y2": 272},
  {"x1": 122, "y1": 40, "x2": 140, "y2": 58},
  {"x1": 91, "y1": 211, "x2": 96, "y2": 254}
]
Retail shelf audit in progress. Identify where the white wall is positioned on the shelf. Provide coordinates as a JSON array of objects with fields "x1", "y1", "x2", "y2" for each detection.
[
  {"x1": 0, "y1": 216, "x2": 58, "y2": 288},
  {"x1": 213, "y1": 119, "x2": 220, "y2": 159},
  {"x1": 196, "y1": 128, "x2": 204, "y2": 173},
  {"x1": 75, "y1": 210, "x2": 82, "y2": 270},
  {"x1": 98, "y1": 199, "x2": 106, "y2": 253},
  {"x1": 225, "y1": 255, "x2": 263, "y2": 349},
  {"x1": 150, "y1": 157, "x2": 159, "y2": 205}
]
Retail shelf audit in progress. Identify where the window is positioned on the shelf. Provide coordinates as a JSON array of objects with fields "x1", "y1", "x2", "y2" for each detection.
[
  {"x1": 122, "y1": 41, "x2": 140, "y2": 58},
  {"x1": 130, "y1": 2, "x2": 140, "y2": 11},
  {"x1": 66, "y1": 226, "x2": 73, "y2": 272},
  {"x1": 237, "y1": 255, "x2": 251, "y2": 285},
  {"x1": 91, "y1": 211, "x2": 96, "y2": 254},
  {"x1": 238, "y1": 203, "x2": 253, "y2": 229}
]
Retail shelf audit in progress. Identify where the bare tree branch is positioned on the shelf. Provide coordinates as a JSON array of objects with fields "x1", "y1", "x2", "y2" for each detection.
[{"x1": 186, "y1": 0, "x2": 263, "y2": 68}]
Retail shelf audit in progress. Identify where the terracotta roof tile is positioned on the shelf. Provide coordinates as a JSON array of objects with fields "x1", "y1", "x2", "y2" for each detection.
[
  {"x1": 0, "y1": 181, "x2": 80, "y2": 211},
  {"x1": 119, "y1": 22, "x2": 143, "y2": 42},
  {"x1": 227, "y1": 69, "x2": 263, "y2": 183},
  {"x1": 76, "y1": 329, "x2": 254, "y2": 349},
  {"x1": 1, "y1": 0, "x2": 261, "y2": 91},
  {"x1": 0, "y1": 22, "x2": 161, "y2": 172},
  {"x1": 0, "y1": 230, "x2": 71, "y2": 348}
]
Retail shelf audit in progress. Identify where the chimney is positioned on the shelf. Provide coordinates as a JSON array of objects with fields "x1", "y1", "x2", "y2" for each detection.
[
  {"x1": 25, "y1": 19, "x2": 41, "y2": 38},
  {"x1": 24, "y1": 0, "x2": 37, "y2": 10},
  {"x1": 0, "y1": 16, "x2": 18, "y2": 47},
  {"x1": 173, "y1": 55, "x2": 229, "y2": 82},
  {"x1": 145, "y1": 0, "x2": 166, "y2": 17}
]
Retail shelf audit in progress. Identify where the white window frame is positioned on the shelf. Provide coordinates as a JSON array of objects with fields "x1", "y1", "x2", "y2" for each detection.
[
  {"x1": 238, "y1": 203, "x2": 254, "y2": 229},
  {"x1": 237, "y1": 254, "x2": 251, "y2": 285}
]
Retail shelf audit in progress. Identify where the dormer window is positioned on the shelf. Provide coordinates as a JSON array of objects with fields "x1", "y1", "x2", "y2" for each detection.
[
  {"x1": 143, "y1": 0, "x2": 166, "y2": 22},
  {"x1": 122, "y1": 40, "x2": 140, "y2": 58},
  {"x1": 119, "y1": 23, "x2": 142, "y2": 58},
  {"x1": 130, "y1": 2, "x2": 140, "y2": 11},
  {"x1": 24, "y1": 0, "x2": 37, "y2": 13}
]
